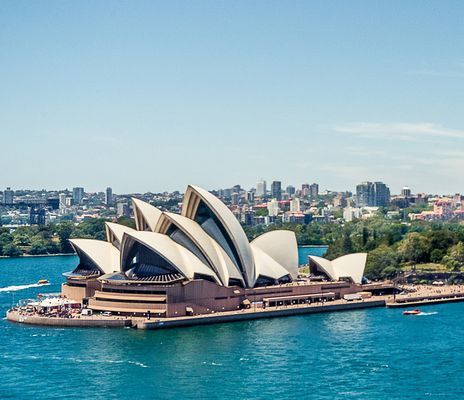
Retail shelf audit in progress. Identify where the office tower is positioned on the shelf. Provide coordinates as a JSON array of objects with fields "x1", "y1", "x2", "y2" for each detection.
[
  {"x1": 72, "y1": 187, "x2": 85, "y2": 205},
  {"x1": 270, "y1": 181, "x2": 282, "y2": 201},
  {"x1": 105, "y1": 187, "x2": 113, "y2": 206},
  {"x1": 356, "y1": 182, "x2": 374, "y2": 207},
  {"x1": 401, "y1": 187, "x2": 411, "y2": 197},
  {"x1": 290, "y1": 198, "x2": 301, "y2": 213},
  {"x1": 221, "y1": 188, "x2": 231, "y2": 201},
  {"x1": 356, "y1": 181, "x2": 390, "y2": 207},
  {"x1": 3, "y1": 187, "x2": 14, "y2": 205},
  {"x1": 231, "y1": 192, "x2": 239, "y2": 205},
  {"x1": 309, "y1": 183, "x2": 319, "y2": 198},
  {"x1": 247, "y1": 191, "x2": 255, "y2": 203},
  {"x1": 301, "y1": 184, "x2": 310, "y2": 197},
  {"x1": 256, "y1": 179, "x2": 267, "y2": 197},
  {"x1": 286, "y1": 185, "x2": 296, "y2": 196},
  {"x1": 373, "y1": 182, "x2": 390, "y2": 207}
]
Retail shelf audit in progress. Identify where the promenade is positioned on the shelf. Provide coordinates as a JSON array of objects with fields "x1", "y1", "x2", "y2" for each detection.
[
  {"x1": 386, "y1": 284, "x2": 464, "y2": 308},
  {"x1": 8, "y1": 284, "x2": 464, "y2": 329}
]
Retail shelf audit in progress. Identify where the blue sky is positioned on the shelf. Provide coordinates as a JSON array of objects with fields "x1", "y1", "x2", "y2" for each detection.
[{"x1": 1, "y1": 1, "x2": 463, "y2": 194}]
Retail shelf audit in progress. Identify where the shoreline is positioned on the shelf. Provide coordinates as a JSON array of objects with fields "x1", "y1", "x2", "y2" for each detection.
[
  {"x1": 0, "y1": 253, "x2": 76, "y2": 259},
  {"x1": 298, "y1": 245, "x2": 328, "y2": 248},
  {"x1": 0, "y1": 246, "x2": 326, "y2": 260},
  {"x1": 7, "y1": 291, "x2": 464, "y2": 330},
  {"x1": 7, "y1": 298, "x2": 386, "y2": 330}
]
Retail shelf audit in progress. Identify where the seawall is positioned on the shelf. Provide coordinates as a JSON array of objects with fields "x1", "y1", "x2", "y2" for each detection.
[
  {"x1": 6, "y1": 311, "x2": 132, "y2": 328},
  {"x1": 138, "y1": 300, "x2": 386, "y2": 330}
]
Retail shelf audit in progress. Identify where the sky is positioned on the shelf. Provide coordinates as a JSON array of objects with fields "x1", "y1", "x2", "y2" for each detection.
[{"x1": 1, "y1": 1, "x2": 464, "y2": 195}]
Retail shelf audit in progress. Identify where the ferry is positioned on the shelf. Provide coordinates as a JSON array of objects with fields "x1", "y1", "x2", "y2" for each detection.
[
  {"x1": 37, "y1": 279, "x2": 49, "y2": 285},
  {"x1": 403, "y1": 309, "x2": 421, "y2": 315}
]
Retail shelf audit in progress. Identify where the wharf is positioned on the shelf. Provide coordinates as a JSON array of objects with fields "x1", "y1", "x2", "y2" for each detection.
[
  {"x1": 6, "y1": 299, "x2": 386, "y2": 329},
  {"x1": 387, "y1": 292, "x2": 464, "y2": 308},
  {"x1": 137, "y1": 299, "x2": 385, "y2": 330},
  {"x1": 6, "y1": 310, "x2": 132, "y2": 328}
]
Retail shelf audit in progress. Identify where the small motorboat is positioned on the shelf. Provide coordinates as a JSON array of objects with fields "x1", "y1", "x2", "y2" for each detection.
[
  {"x1": 403, "y1": 309, "x2": 421, "y2": 315},
  {"x1": 37, "y1": 279, "x2": 49, "y2": 285}
]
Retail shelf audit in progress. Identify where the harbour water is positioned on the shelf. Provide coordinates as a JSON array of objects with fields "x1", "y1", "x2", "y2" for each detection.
[{"x1": 2, "y1": 253, "x2": 464, "y2": 399}]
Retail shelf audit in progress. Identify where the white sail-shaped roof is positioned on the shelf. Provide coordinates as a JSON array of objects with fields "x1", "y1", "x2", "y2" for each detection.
[
  {"x1": 252, "y1": 246, "x2": 292, "y2": 281},
  {"x1": 182, "y1": 185, "x2": 255, "y2": 287},
  {"x1": 309, "y1": 253, "x2": 367, "y2": 284},
  {"x1": 332, "y1": 253, "x2": 367, "y2": 284},
  {"x1": 105, "y1": 222, "x2": 136, "y2": 249},
  {"x1": 251, "y1": 231, "x2": 298, "y2": 280},
  {"x1": 120, "y1": 231, "x2": 221, "y2": 284},
  {"x1": 132, "y1": 198, "x2": 162, "y2": 232},
  {"x1": 155, "y1": 212, "x2": 244, "y2": 287},
  {"x1": 309, "y1": 255, "x2": 337, "y2": 281},
  {"x1": 70, "y1": 239, "x2": 120, "y2": 274}
]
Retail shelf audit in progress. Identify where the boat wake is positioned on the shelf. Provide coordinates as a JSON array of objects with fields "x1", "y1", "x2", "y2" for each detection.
[
  {"x1": 0, "y1": 283, "x2": 50, "y2": 293},
  {"x1": 417, "y1": 312, "x2": 438, "y2": 316}
]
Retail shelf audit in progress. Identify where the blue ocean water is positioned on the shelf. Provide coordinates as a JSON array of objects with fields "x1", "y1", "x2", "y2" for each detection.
[
  {"x1": 1, "y1": 254, "x2": 464, "y2": 399},
  {"x1": 298, "y1": 245, "x2": 327, "y2": 265}
]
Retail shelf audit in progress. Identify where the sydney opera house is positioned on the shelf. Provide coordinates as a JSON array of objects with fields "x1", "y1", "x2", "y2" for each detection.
[{"x1": 62, "y1": 185, "x2": 368, "y2": 318}]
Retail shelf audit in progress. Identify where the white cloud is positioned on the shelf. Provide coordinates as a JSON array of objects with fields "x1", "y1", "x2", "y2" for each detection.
[{"x1": 334, "y1": 122, "x2": 464, "y2": 141}]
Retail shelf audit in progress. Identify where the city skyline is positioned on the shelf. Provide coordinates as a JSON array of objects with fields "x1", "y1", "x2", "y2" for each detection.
[
  {"x1": 0, "y1": 180, "x2": 460, "y2": 197},
  {"x1": 1, "y1": 2, "x2": 464, "y2": 193}
]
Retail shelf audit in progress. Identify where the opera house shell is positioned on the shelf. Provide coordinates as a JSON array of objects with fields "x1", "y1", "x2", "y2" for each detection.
[
  {"x1": 308, "y1": 254, "x2": 367, "y2": 285},
  {"x1": 63, "y1": 185, "x2": 365, "y2": 318}
]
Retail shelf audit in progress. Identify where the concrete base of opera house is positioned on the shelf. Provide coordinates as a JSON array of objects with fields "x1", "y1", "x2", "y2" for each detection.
[
  {"x1": 6, "y1": 298, "x2": 386, "y2": 329},
  {"x1": 136, "y1": 299, "x2": 386, "y2": 329},
  {"x1": 6, "y1": 310, "x2": 133, "y2": 328}
]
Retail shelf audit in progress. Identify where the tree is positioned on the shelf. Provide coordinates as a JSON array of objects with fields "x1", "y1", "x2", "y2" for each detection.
[
  {"x1": 29, "y1": 236, "x2": 49, "y2": 255},
  {"x1": 443, "y1": 242, "x2": 464, "y2": 271},
  {"x1": 56, "y1": 222, "x2": 74, "y2": 253},
  {"x1": 398, "y1": 232, "x2": 431, "y2": 265},
  {"x1": 430, "y1": 248, "x2": 445, "y2": 264},
  {"x1": 116, "y1": 216, "x2": 136, "y2": 229},
  {"x1": 0, "y1": 232, "x2": 13, "y2": 255},
  {"x1": 365, "y1": 245, "x2": 399, "y2": 280},
  {"x1": 3, "y1": 243, "x2": 21, "y2": 257},
  {"x1": 426, "y1": 229, "x2": 457, "y2": 252}
]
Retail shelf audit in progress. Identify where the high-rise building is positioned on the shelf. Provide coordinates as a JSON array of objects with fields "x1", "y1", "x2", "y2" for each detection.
[
  {"x1": 301, "y1": 184, "x2": 310, "y2": 197},
  {"x1": 453, "y1": 193, "x2": 462, "y2": 208},
  {"x1": 117, "y1": 202, "x2": 131, "y2": 217},
  {"x1": 256, "y1": 179, "x2": 267, "y2": 197},
  {"x1": 105, "y1": 187, "x2": 113, "y2": 206},
  {"x1": 270, "y1": 181, "x2": 282, "y2": 201},
  {"x1": 356, "y1": 181, "x2": 390, "y2": 207},
  {"x1": 59, "y1": 193, "x2": 67, "y2": 210},
  {"x1": 309, "y1": 183, "x2": 319, "y2": 198},
  {"x1": 231, "y1": 192, "x2": 239, "y2": 205},
  {"x1": 3, "y1": 187, "x2": 14, "y2": 205},
  {"x1": 247, "y1": 191, "x2": 255, "y2": 203},
  {"x1": 286, "y1": 185, "x2": 296, "y2": 196},
  {"x1": 72, "y1": 187, "x2": 85, "y2": 205},
  {"x1": 223, "y1": 188, "x2": 232, "y2": 201},
  {"x1": 373, "y1": 182, "x2": 390, "y2": 207},
  {"x1": 401, "y1": 187, "x2": 411, "y2": 197},
  {"x1": 290, "y1": 198, "x2": 301, "y2": 213},
  {"x1": 356, "y1": 182, "x2": 374, "y2": 207}
]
